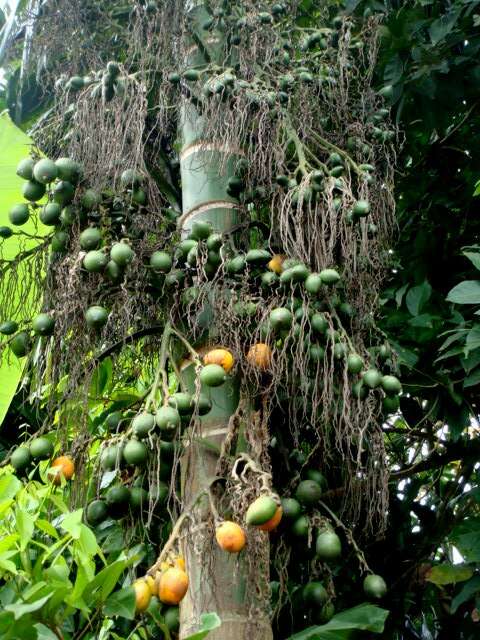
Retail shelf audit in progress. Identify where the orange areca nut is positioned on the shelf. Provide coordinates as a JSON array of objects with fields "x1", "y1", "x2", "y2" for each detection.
[
  {"x1": 246, "y1": 343, "x2": 272, "y2": 371},
  {"x1": 258, "y1": 506, "x2": 283, "y2": 532},
  {"x1": 158, "y1": 567, "x2": 189, "y2": 605},
  {"x1": 268, "y1": 254, "x2": 286, "y2": 275},
  {"x1": 215, "y1": 521, "x2": 247, "y2": 553},
  {"x1": 204, "y1": 347, "x2": 234, "y2": 373},
  {"x1": 48, "y1": 456, "x2": 75, "y2": 485}
]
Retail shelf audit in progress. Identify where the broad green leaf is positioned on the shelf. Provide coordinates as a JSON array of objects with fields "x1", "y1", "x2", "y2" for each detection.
[
  {"x1": 466, "y1": 325, "x2": 480, "y2": 352},
  {"x1": 463, "y1": 250, "x2": 480, "y2": 271},
  {"x1": 395, "y1": 283, "x2": 409, "y2": 308},
  {"x1": 288, "y1": 604, "x2": 389, "y2": 639},
  {"x1": 425, "y1": 564, "x2": 473, "y2": 586},
  {"x1": 16, "y1": 508, "x2": 35, "y2": 551},
  {"x1": 429, "y1": 9, "x2": 461, "y2": 45},
  {"x1": 464, "y1": 366, "x2": 480, "y2": 388},
  {"x1": 33, "y1": 624, "x2": 58, "y2": 640},
  {"x1": 36, "y1": 519, "x2": 59, "y2": 539},
  {"x1": 103, "y1": 586, "x2": 136, "y2": 620},
  {"x1": 0, "y1": 112, "x2": 48, "y2": 427},
  {"x1": 0, "y1": 534, "x2": 19, "y2": 553},
  {"x1": 0, "y1": 474, "x2": 22, "y2": 500},
  {"x1": 450, "y1": 518, "x2": 480, "y2": 563},
  {"x1": 77, "y1": 524, "x2": 100, "y2": 557},
  {"x1": 446, "y1": 281, "x2": 480, "y2": 305},
  {"x1": 59, "y1": 509, "x2": 83, "y2": 539},
  {"x1": 451, "y1": 575, "x2": 480, "y2": 613},
  {"x1": 84, "y1": 557, "x2": 133, "y2": 606},
  {"x1": 4, "y1": 593, "x2": 52, "y2": 620},
  {"x1": 0, "y1": 551, "x2": 18, "y2": 574},
  {"x1": 183, "y1": 613, "x2": 222, "y2": 640},
  {"x1": 406, "y1": 281, "x2": 431, "y2": 316}
]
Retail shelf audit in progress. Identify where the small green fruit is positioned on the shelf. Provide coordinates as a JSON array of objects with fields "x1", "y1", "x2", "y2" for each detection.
[
  {"x1": 122, "y1": 440, "x2": 148, "y2": 466},
  {"x1": 39, "y1": 203, "x2": 61, "y2": 226},
  {"x1": 110, "y1": 242, "x2": 134, "y2": 266},
  {"x1": 85, "y1": 305, "x2": 108, "y2": 329},
  {"x1": 9, "y1": 204, "x2": 30, "y2": 226},
  {"x1": 83, "y1": 250, "x2": 107, "y2": 273},
  {"x1": 16, "y1": 158, "x2": 35, "y2": 180},
  {"x1": 296, "y1": 480, "x2": 322, "y2": 507},
  {"x1": 79, "y1": 227, "x2": 102, "y2": 250},
  {"x1": 32, "y1": 313, "x2": 55, "y2": 336},
  {"x1": 362, "y1": 369, "x2": 382, "y2": 389},
  {"x1": 200, "y1": 364, "x2": 226, "y2": 387},
  {"x1": 22, "y1": 180, "x2": 46, "y2": 202},
  {"x1": 86, "y1": 500, "x2": 108, "y2": 525},
  {"x1": 10, "y1": 446, "x2": 32, "y2": 471},
  {"x1": 29, "y1": 436, "x2": 54, "y2": 460},
  {"x1": 132, "y1": 413, "x2": 156, "y2": 439},
  {"x1": 316, "y1": 530, "x2": 342, "y2": 560},
  {"x1": 319, "y1": 268, "x2": 340, "y2": 285},
  {"x1": 33, "y1": 158, "x2": 58, "y2": 184},
  {"x1": 363, "y1": 574, "x2": 387, "y2": 599},
  {"x1": 10, "y1": 332, "x2": 31, "y2": 357},
  {"x1": 245, "y1": 495, "x2": 278, "y2": 526}
]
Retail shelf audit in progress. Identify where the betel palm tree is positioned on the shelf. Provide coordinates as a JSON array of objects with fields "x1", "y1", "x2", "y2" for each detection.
[{"x1": 0, "y1": 1, "x2": 397, "y2": 638}]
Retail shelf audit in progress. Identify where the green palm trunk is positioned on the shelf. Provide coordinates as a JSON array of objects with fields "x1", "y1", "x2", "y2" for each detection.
[{"x1": 177, "y1": 4, "x2": 272, "y2": 639}]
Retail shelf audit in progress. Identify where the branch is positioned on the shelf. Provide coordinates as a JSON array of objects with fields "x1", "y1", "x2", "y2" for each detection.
[{"x1": 390, "y1": 438, "x2": 480, "y2": 480}]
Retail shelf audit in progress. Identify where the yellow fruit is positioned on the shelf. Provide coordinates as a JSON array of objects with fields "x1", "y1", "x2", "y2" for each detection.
[
  {"x1": 174, "y1": 556, "x2": 186, "y2": 571},
  {"x1": 134, "y1": 579, "x2": 152, "y2": 613},
  {"x1": 160, "y1": 561, "x2": 171, "y2": 572},
  {"x1": 215, "y1": 521, "x2": 247, "y2": 553},
  {"x1": 159, "y1": 567, "x2": 189, "y2": 605},
  {"x1": 145, "y1": 575, "x2": 156, "y2": 596},
  {"x1": 246, "y1": 343, "x2": 272, "y2": 371},
  {"x1": 204, "y1": 348, "x2": 234, "y2": 373},
  {"x1": 48, "y1": 456, "x2": 75, "y2": 485},
  {"x1": 258, "y1": 506, "x2": 283, "y2": 532},
  {"x1": 268, "y1": 254, "x2": 286, "y2": 275}
]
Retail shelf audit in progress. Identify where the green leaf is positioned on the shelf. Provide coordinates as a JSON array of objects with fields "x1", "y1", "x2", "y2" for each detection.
[
  {"x1": 288, "y1": 604, "x2": 389, "y2": 639},
  {"x1": 395, "y1": 283, "x2": 409, "y2": 308},
  {"x1": 464, "y1": 366, "x2": 480, "y2": 388},
  {"x1": 426, "y1": 564, "x2": 473, "y2": 586},
  {"x1": 0, "y1": 113, "x2": 48, "y2": 428},
  {"x1": 183, "y1": 613, "x2": 222, "y2": 640},
  {"x1": 451, "y1": 575, "x2": 480, "y2": 613},
  {"x1": 36, "y1": 519, "x2": 59, "y2": 539},
  {"x1": 406, "y1": 281, "x2": 432, "y2": 316},
  {"x1": 466, "y1": 325, "x2": 480, "y2": 352},
  {"x1": 0, "y1": 474, "x2": 22, "y2": 501},
  {"x1": 33, "y1": 624, "x2": 58, "y2": 640},
  {"x1": 446, "y1": 281, "x2": 480, "y2": 305},
  {"x1": 59, "y1": 509, "x2": 83, "y2": 539},
  {"x1": 104, "y1": 586, "x2": 136, "y2": 620},
  {"x1": 462, "y1": 250, "x2": 480, "y2": 271},
  {"x1": 429, "y1": 9, "x2": 460, "y2": 45},
  {"x1": 450, "y1": 518, "x2": 480, "y2": 562},
  {"x1": 4, "y1": 593, "x2": 52, "y2": 620},
  {"x1": 16, "y1": 508, "x2": 35, "y2": 551},
  {"x1": 84, "y1": 557, "x2": 135, "y2": 605},
  {"x1": 0, "y1": 551, "x2": 18, "y2": 574},
  {"x1": 90, "y1": 358, "x2": 113, "y2": 397},
  {"x1": 77, "y1": 524, "x2": 100, "y2": 558}
]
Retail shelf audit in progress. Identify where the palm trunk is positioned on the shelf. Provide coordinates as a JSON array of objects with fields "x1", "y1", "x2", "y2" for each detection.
[{"x1": 177, "y1": 4, "x2": 272, "y2": 639}]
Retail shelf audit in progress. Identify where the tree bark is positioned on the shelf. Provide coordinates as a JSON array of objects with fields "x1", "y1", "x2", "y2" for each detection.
[{"x1": 177, "y1": 4, "x2": 272, "y2": 639}]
